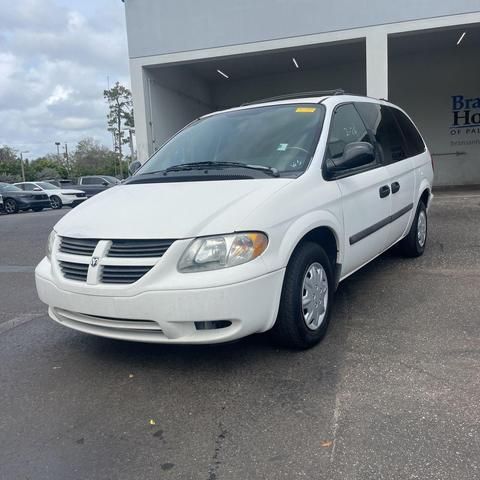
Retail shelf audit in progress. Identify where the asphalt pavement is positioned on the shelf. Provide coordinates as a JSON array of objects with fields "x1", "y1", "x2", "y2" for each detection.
[{"x1": 0, "y1": 193, "x2": 479, "y2": 480}]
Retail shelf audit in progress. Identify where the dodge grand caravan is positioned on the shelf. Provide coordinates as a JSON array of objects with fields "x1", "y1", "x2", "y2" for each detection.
[{"x1": 35, "y1": 92, "x2": 433, "y2": 349}]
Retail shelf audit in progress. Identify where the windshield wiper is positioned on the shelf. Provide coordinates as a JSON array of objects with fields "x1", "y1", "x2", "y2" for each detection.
[{"x1": 144, "y1": 161, "x2": 280, "y2": 177}]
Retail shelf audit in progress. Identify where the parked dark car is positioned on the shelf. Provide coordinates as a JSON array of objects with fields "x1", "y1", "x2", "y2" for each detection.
[
  {"x1": 0, "y1": 183, "x2": 51, "y2": 214},
  {"x1": 76, "y1": 176, "x2": 120, "y2": 197}
]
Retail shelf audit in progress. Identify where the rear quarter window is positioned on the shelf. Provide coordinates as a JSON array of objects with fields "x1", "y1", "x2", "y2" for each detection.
[
  {"x1": 390, "y1": 108, "x2": 426, "y2": 157},
  {"x1": 355, "y1": 102, "x2": 408, "y2": 164}
]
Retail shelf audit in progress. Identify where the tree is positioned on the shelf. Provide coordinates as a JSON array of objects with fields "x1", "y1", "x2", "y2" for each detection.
[
  {"x1": 29, "y1": 154, "x2": 68, "y2": 180},
  {"x1": 70, "y1": 137, "x2": 121, "y2": 177},
  {"x1": 104, "y1": 82, "x2": 135, "y2": 177},
  {"x1": 0, "y1": 146, "x2": 21, "y2": 182}
]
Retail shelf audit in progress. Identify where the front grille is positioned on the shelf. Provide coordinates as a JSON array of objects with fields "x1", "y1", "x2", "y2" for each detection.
[
  {"x1": 57, "y1": 237, "x2": 175, "y2": 284},
  {"x1": 101, "y1": 265, "x2": 153, "y2": 284},
  {"x1": 60, "y1": 237, "x2": 97, "y2": 256},
  {"x1": 59, "y1": 261, "x2": 89, "y2": 281},
  {"x1": 108, "y1": 239, "x2": 174, "y2": 258}
]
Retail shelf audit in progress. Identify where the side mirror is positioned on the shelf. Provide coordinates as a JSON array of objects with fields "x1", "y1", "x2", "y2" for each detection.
[
  {"x1": 327, "y1": 142, "x2": 375, "y2": 174},
  {"x1": 102, "y1": 181, "x2": 109, "y2": 186},
  {"x1": 128, "y1": 160, "x2": 142, "y2": 176}
]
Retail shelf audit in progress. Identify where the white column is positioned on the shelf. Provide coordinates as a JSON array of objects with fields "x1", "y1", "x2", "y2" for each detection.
[
  {"x1": 366, "y1": 30, "x2": 388, "y2": 100},
  {"x1": 129, "y1": 60, "x2": 151, "y2": 163}
]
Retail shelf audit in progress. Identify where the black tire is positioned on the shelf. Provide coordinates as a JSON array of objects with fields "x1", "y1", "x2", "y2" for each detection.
[
  {"x1": 4, "y1": 198, "x2": 18, "y2": 214},
  {"x1": 400, "y1": 201, "x2": 427, "y2": 257},
  {"x1": 50, "y1": 195, "x2": 62, "y2": 209},
  {"x1": 32, "y1": 207, "x2": 44, "y2": 212},
  {"x1": 271, "y1": 242, "x2": 334, "y2": 349}
]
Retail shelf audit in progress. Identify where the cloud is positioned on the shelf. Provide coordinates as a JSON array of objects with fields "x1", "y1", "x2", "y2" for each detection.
[{"x1": 0, "y1": 0, "x2": 129, "y2": 158}]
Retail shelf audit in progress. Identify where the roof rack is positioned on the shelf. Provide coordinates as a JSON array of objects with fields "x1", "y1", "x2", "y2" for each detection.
[{"x1": 241, "y1": 89, "x2": 345, "y2": 106}]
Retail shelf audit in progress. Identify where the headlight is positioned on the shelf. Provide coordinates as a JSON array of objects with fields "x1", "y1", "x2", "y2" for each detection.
[
  {"x1": 178, "y1": 232, "x2": 268, "y2": 272},
  {"x1": 46, "y1": 230, "x2": 56, "y2": 260}
]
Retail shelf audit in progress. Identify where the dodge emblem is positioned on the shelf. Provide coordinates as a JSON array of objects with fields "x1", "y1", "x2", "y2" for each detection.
[{"x1": 90, "y1": 257, "x2": 99, "y2": 267}]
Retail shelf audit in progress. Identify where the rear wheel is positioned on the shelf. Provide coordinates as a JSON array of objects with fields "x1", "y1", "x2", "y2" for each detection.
[
  {"x1": 400, "y1": 201, "x2": 427, "y2": 257},
  {"x1": 4, "y1": 198, "x2": 18, "y2": 214},
  {"x1": 50, "y1": 195, "x2": 62, "y2": 209},
  {"x1": 271, "y1": 242, "x2": 334, "y2": 349}
]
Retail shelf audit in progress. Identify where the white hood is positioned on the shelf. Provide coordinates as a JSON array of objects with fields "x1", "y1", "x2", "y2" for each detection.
[{"x1": 54, "y1": 179, "x2": 292, "y2": 239}]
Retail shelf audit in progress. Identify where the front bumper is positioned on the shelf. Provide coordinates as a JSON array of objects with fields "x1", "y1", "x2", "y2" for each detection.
[
  {"x1": 61, "y1": 195, "x2": 87, "y2": 206},
  {"x1": 35, "y1": 260, "x2": 285, "y2": 344}
]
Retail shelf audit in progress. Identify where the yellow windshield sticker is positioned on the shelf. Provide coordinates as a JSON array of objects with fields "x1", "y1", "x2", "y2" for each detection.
[{"x1": 296, "y1": 107, "x2": 316, "y2": 113}]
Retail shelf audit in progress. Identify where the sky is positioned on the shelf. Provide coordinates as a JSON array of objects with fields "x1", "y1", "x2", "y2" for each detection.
[{"x1": 0, "y1": 0, "x2": 130, "y2": 160}]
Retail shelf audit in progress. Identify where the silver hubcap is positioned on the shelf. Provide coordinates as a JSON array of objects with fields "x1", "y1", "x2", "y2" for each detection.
[
  {"x1": 302, "y1": 262, "x2": 329, "y2": 330},
  {"x1": 51, "y1": 197, "x2": 59, "y2": 208},
  {"x1": 417, "y1": 210, "x2": 427, "y2": 247}
]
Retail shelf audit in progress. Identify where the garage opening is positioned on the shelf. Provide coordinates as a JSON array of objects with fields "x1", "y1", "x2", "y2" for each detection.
[
  {"x1": 144, "y1": 39, "x2": 366, "y2": 152},
  {"x1": 389, "y1": 24, "x2": 480, "y2": 186}
]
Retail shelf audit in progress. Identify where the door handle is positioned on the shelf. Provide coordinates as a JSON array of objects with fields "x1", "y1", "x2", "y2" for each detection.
[
  {"x1": 391, "y1": 182, "x2": 400, "y2": 194},
  {"x1": 379, "y1": 185, "x2": 391, "y2": 198}
]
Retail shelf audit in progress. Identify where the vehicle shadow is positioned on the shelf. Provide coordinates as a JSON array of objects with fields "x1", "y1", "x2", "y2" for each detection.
[{"x1": 76, "y1": 246, "x2": 407, "y2": 373}]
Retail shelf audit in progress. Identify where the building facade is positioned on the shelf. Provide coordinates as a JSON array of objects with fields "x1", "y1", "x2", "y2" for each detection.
[{"x1": 124, "y1": 0, "x2": 480, "y2": 185}]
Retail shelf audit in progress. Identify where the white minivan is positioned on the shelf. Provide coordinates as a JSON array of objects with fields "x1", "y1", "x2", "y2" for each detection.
[{"x1": 35, "y1": 92, "x2": 433, "y2": 349}]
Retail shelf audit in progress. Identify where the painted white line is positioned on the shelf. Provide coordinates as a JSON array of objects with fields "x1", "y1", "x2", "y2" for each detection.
[
  {"x1": 330, "y1": 393, "x2": 341, "y2": 463},
  {"x1": 0, "y1": 313, "x2": 44, "y2": 335}
]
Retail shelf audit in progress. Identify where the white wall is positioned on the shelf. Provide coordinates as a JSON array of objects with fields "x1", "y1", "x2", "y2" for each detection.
[
  {"x1": 390, "y1": 46, "x2": 480, "y2": 186},
  {"x1": 125, "y1": 0, "x2": 480, "y2": 58},
  {"x1": 147, "y1": 68, "x2": 213, "y2": 152}
]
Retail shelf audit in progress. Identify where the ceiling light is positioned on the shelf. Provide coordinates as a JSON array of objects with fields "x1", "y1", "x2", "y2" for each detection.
[
  {"x1": 457, "y1": 32, "x2": 466, "y2": 45},
  {"x1": 292, "y1": 57, "x2": 299, "y2": 69},
  {"x1": 217, "y1": 69, "x2": 229, "y2": 79}
]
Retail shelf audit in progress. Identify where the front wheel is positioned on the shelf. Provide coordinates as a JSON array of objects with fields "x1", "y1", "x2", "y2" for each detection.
[
  {"x1": 400, "y1": 201, "x2": 427, "y2": 257},
  {"x1": 4, "y1": 198, "x2": 18, "y2": 214},
  {"x1": 50, "y1": 195, "x2": 62, "y2": 209},
  {"x1": 271, "y1": 242, "x2": 334, "y2": 349}
]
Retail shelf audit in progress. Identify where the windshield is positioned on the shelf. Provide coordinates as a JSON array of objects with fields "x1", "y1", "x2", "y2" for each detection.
[
  {"x1": 37, "y1": 182, "x2": 59, "y2": 190},
  {"x1": 137, "y1": 104, "x2": 325, "y2": 177}
]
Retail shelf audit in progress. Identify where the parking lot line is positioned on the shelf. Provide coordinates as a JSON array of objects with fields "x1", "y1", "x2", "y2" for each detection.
[{"x1": 0, "y1": 313, "x2": 44, "y2": 335}]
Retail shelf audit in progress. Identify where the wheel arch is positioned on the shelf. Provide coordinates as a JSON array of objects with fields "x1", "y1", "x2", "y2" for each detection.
[
  {"x1": 278, "y1": 213, "x2": 343, "y2": 288},
  {"x1": 418, "y1": 179, "x2": 433, "y2": 209},
  {"x1": 419, "y1": 186, "x2": 431, "y2": 208}
]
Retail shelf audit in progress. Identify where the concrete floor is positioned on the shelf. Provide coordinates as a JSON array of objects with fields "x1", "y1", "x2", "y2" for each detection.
[{"x1": 0, "y1": 193, "x2": 479, "y2": 480}]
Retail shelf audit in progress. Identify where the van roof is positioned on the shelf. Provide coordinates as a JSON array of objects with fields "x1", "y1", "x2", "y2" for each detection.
[{"x1": 201, "y1": 93, "x2": 392, "y2": 120}]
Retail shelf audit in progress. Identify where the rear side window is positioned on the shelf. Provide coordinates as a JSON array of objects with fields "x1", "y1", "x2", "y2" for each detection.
[
  {"x1": 355, "y1": 102, "x2": 407, "y2": 164},
  {"x1": 390, "y1": 108, "x2": 425, "y2": 156},
  {"x1": 327, "y1": 104, "x2": 374, "y2": 161},
  {"x1": 82, "y1": 177, "x2": 101, "y2": 185}
]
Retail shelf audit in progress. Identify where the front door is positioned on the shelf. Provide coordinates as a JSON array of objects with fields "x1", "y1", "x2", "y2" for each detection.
[{"x1": 326, "y1": 103, "x2": 393, "y2": 277}]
